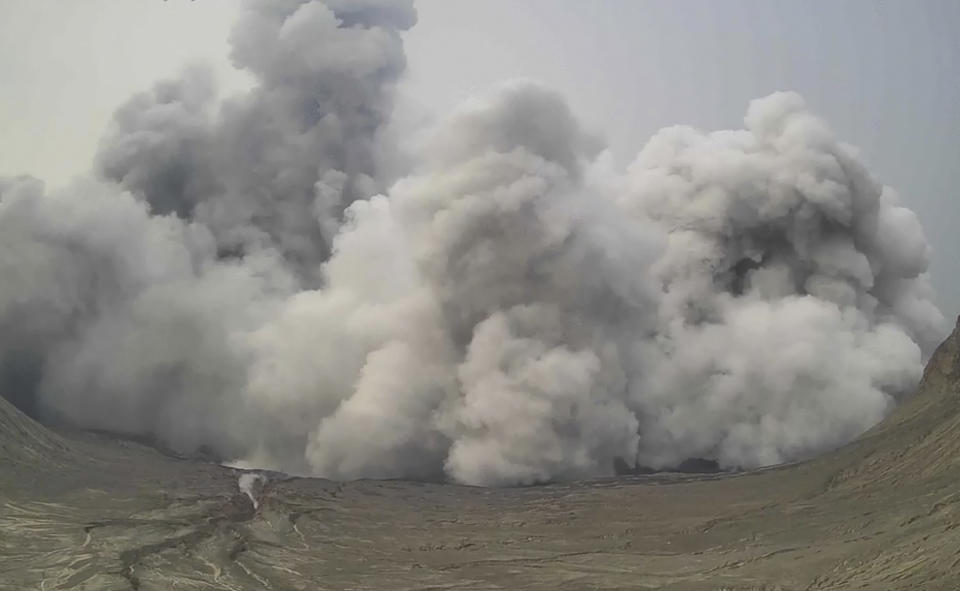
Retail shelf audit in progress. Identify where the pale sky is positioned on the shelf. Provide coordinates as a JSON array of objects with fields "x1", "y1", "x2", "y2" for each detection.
[{"x1": 1, "y1": 0, "x2": 958, "y2": 318}]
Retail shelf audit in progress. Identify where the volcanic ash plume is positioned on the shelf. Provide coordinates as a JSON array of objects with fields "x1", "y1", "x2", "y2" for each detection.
[
  {"x1": 0, "y1": 0, "x2": 947, "y2": 486},
  {"x1": 623, "y1": 92, "x2": 945, "y2": 469},
  {"x1": 96, "y1": 0, "x2": 416, "y2": 281}
]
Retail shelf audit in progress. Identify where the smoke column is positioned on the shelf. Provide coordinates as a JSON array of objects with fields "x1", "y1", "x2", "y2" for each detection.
[
  {"x1": 0, "y1": 0, "x2": 946, "y2": 486},
  {"x1": 238, "y1": 472, "x2": 266, "y2": 509}
]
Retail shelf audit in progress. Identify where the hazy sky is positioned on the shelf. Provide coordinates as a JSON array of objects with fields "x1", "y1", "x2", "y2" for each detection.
[{"x1": 1, "y1": 0, "x2": 958, "y2": 318}]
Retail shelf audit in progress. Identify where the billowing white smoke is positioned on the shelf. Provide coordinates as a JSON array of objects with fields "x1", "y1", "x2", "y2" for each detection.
[
  {"x1": 0, "y1": 0, "x2": 946, "y2": 486},
  {"x1": 238, "y1": 472, "x2": 267, "y2": 509},
  {"x1": 622, "y1": 94, "x2": 944, "y2": 469},
  {"x1": 96, "y1": 0, "x2": 415, "y2": 281}
]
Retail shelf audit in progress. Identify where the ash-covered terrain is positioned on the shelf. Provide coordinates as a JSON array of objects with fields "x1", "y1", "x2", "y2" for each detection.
[{"x1": 2, "y1": 319, "x2": 960, "y2": 589}]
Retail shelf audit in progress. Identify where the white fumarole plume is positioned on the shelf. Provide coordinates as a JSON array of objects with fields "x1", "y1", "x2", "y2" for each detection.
[
  {"x1": 0, "y1": 0, "x2": 946, "y2": 485},
  {"x1": 238, "y1": 472, "x2": 267, "y2": 509}
]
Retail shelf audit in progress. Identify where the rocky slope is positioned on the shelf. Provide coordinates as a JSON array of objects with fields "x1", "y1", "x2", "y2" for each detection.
[{"x1": 3, "y1": 320, "x2": 960, "y2": 590}]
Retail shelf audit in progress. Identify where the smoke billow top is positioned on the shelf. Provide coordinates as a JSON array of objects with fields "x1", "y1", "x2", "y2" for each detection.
[{"x1": 0, "y1": 0, "x2": 947, "y2": 485}]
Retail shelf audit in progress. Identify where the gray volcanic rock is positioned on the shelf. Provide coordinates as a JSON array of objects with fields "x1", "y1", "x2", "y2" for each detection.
[{"x1": 3, "y1": 321, "x2": 960, "y2": 589}]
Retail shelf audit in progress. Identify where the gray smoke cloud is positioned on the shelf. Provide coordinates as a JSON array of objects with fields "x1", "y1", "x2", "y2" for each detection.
[
  {"x1": 0, "y1": 1, "x2": 947, "y2": 486},
  {"x1": 622, "y1": 93, "x2": 945, "y2": 469},
  {"x1": 96, "y1": 0, "x2": 415, "y2": 281}
]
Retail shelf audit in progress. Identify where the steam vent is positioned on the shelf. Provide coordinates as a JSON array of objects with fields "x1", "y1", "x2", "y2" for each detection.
[{"x1": 0, "y1": 319, "x2": 957, "y2": 589}]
